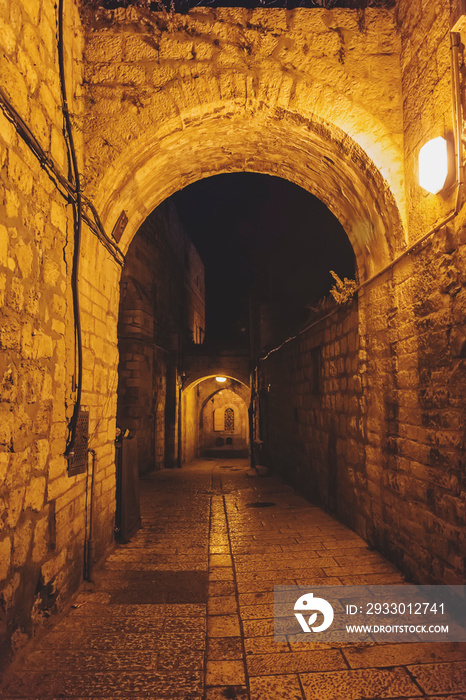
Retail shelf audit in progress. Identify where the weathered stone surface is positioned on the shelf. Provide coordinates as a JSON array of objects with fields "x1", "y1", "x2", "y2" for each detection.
[
  {"x1": 4, "y1": 463, "x2": 463, "y2": 697},
  {"x1": 117, "y1": 202, "x2": 205, "y2": 473},
  {"x1": 1, "y1": 0, "x2": 465, "y2": 678},
  {"x1": 0, "y1": 537, "x2": 12, "y2": 582}
]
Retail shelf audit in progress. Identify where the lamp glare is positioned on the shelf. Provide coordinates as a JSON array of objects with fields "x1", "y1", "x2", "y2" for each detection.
[
  {"x1": 418, "y1": 136, "x2": 449, "y2": 194},
  {"x1": 216, "y1": 377, "x2": 227, "y2": 383}
]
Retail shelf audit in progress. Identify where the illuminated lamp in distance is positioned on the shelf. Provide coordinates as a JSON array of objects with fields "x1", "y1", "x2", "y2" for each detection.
[
  {"x1": 418, "y1": 136, "x2": 450, "y2": 194},
  {"x1": 216, "y1": 377, "x2": 227, "y2": 383}
]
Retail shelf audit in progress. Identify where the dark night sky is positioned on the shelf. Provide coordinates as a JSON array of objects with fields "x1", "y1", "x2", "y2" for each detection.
[{"x1": 171, "y1": 173, "x2": 355, "y2": 345}]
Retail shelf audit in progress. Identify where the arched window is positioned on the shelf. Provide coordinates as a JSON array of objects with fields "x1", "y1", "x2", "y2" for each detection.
[{"x1": 224, "y1": 407, "x2": 234, "y2": 432}]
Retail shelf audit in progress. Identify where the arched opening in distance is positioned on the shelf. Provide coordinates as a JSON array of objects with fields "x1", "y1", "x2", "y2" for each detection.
[
  {"x1": 115, "y1": 172, "x2": 358, "y2": 494},
  {"x1": 183, "y1": 376, "x2": 251, "y2": 461}
]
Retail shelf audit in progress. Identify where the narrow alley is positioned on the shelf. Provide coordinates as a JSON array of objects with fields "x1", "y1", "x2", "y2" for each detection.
[
  {"x1": 3, "y1": 0, "x2": 466, "y2": 678},
  {"x1": 2, "y1": 460, "x2": 465, "y2": 699}
]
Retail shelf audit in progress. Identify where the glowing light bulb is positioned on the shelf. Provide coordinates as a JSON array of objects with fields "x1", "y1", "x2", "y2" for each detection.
[
  {"x1": 216, "y1": 377, "x2": 227, "y2": 383},
  {"x1": 418, "y1": 136, "x2": 449, "y2": 194}
]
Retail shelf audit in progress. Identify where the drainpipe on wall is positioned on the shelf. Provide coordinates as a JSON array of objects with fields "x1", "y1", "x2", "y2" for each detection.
[
  {"x1": 85, "y1": 449, "x2": 96, "y2": 581},
  {"x1": 248, "y1": 298, "x2": 258, "y2": 470},
  {"x1": 248, "y1": 368, "x2": 256, "y2": 471},
  {"x1": 177, "y1": 378, "x2": 182, "y2": 468},
  {"x1": 450, "y1": 31, "x2": 464, "y2": 207}
]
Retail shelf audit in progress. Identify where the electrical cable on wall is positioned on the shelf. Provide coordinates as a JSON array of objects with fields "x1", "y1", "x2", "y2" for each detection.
[
  {"x1": 58, "y1": 0, "x2": 84, "y2": 459},
  {"x1": 0, "y1": 89, "x2": 124, "y2": 265}
]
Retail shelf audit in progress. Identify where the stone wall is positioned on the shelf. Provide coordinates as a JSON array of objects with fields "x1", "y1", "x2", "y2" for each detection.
[
  {"x1": 117, "y1": 201, "x2": 205, "y2": 472},
  {"x1": 388, "y1": 0, "x2": 465, "y2": 582},
  {"x1": 259, "y1": 302, "x2": 362, "y2": 522},
  {"x1": 257, "y1": 1, "x2": 465, "y2": 586},
  {"x1": 0, "y1": 0, "x2": 92, "y2": 662}
]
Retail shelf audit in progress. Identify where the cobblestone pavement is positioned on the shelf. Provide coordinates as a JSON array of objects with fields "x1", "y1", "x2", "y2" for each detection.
[{"x1": 1, "y1": 459, "x2": 465, "y2": 699}]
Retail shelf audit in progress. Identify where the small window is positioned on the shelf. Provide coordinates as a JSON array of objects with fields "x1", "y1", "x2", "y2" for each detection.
[{"x1": 224, "y1": 407, "x2": 234, "y2": 432}]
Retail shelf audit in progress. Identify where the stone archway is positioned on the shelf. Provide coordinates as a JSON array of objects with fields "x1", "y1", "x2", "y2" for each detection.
[
  {"x1": 89, "y1": 109, "x2": 405, "y2": 282},
  {"x1": 182, "y1": 376, "x2": 251, "y2": 462},
  {"x1": 80, "y1": 5, "x2": 407, "y2": 279},
  {"x1": 79, "y1": 122, "x2": 403, "y2": 548},
  {"x1": 75, "y1": 4, "x2": 408, "y2": 579}
]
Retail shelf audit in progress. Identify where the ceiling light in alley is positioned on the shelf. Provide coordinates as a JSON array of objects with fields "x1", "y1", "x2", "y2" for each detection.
[{"x1": 418, "y1": 136, "x2": 450, "y2": 193}]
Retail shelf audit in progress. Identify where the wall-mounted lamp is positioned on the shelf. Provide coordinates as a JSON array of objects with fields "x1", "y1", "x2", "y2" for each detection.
[
  {"x1": 216, "y1": 377, "x2": 227, "y2": 383},
  {"x1": 418, "y1": 136, "x2": 451, "y2": 194}
]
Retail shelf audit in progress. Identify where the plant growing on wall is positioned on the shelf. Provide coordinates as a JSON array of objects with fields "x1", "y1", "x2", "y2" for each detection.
[{"x1": 329, "y1": 270, "x2": 358, "y2": 304}]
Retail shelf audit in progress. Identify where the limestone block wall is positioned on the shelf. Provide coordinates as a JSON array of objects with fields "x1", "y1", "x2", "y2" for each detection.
[
  {"x1": 117, "y1": 201, "x2": 205, "y2": 473},
  {"x1": 258, "y1": 0, "x2": 465, "y2": 585},
  {"x1": 261, "y1": 241, "x2": 465, "y2": 587},
  {"x1": 397, "y1": 0, "x2": 455, "y2": 240},
  {"x1": 0, "y1": 0, "x2": 95, "y2": 662},
  {"x1": 259, "y1": 303, "x2": 362, "y2": 523},
  {"x1": 389, "y1": 0, "x2": 465, "y2": 582},
  {"x1": 182, "y1": 382, "x2": 199, "y2": 464}
]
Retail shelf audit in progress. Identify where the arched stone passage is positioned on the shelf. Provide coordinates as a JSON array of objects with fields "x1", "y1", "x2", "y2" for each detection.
[
  {"x1": 81, "y1": 6, "x2": 407, "y2": 281},
  {"x1": 78, "y1": 9, "x2": 407, "y2": 489},
  {"x1": 76, "y1": 62, "x2": 406, "y2": 582},
  {"x1": 201, "y1": 389, "x2": 249, "y2": 456},
  {"x1": 181, "y1": 373, "x2": 251, "y2": 462},
  {"x1": 182, "y1": 347, "x2": 251, "y2": 391},
  {"x1": 183, "y1": 373, "x2": 250, "y2": 393},
  {"x1": 92, "y1": 111, "x2": 405, "y2": 282},
  {"x1": 76, "y1": 2, "x2": 462, "y2": 599},
  {"x1": 4, "y1": 0, "x2": 466, "y2": 669},
  {"x1": 182, "y1": 376, "x2": 251, "y2": 462}
]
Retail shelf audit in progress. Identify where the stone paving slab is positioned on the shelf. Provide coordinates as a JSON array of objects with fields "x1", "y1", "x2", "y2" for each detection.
[
  {"x1": 1, "y1": 459, "x2": 465, "y2": 700},
  {"x1": 343, "y1": 641, "x2": 466, "y2": 668},
  {"x1": 207, "y1": 637, "x2": 244, "y2": 660},
  {"x1": 246, "y1": 649, "x2": 347, "y2": 676},
  {"x1": 299, "y1": 667, "x2": 423, "y2": 699},
  {"x1": 407, "y1": 661, "x2": 466, "y2": 694},
  {"x1": 2, "y1": 671, "x2": 204, "y2": 698}
]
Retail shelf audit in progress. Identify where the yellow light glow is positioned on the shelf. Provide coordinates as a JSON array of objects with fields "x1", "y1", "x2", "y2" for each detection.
[
  {"x1": 418, "y1": 136, "x2": 449, "y2": 194},
  {"x1": 216, "y1": 377, "x2": 227, "y2": 383}
]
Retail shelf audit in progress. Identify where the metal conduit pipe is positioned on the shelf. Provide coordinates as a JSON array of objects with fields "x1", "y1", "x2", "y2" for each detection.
[
  {"x1": 451, "y1": 31, "x2": 464, "y2": 206},
  {"x1": 58, "y1": 0, "x2": 83, "y2": 459},
  {"x1": 85, "y1": 450, "x2": 97, "y2": 581}
]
